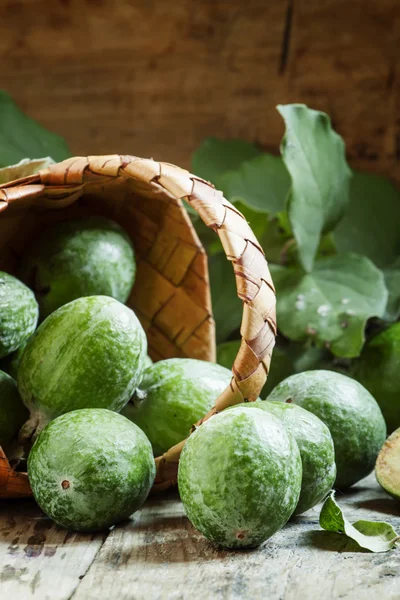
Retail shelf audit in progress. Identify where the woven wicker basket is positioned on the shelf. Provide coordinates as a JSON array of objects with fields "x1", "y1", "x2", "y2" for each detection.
[{"x1": 0, "y1": 155, "x2": 276, "y2": 498}]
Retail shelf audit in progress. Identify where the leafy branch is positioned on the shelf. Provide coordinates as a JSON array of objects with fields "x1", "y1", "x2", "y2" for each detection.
[{"x1": 191, "y1": 104, "x2": 399, "y2": 381}]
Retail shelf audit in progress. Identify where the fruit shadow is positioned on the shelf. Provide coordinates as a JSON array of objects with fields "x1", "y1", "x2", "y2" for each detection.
[
  {"x1": 0, "y1": 498, "x2": 107, "y2": 551},
  {"x1": 119, "y1": 514, "x2": 262, "y2": 564},
  {"x1": 303, "y1": 530, "x2": 368, "y2": 553},
  {"x1": 355, "y1": 498, "x2": 400, "y2": 517}
]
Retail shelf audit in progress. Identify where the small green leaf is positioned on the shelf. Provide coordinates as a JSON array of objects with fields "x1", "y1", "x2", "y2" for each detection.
[
  {"x1": 334, "y1": 171, "x2": 400, "y2": 268},
  {"x1": 0, "y1": 91, "x2": 71, "y2": 167},
  {"x1": 0, "y1": 157, "x2": 55, "y2": 184},
  {"x1": 219, "y1": 154, "x2": 290, "y2": 216},
  {"x1": 209, "y1": 253, "x2": 242, "y2": 343},
  {"x1": 270, "y1": 253, "x2": 388, "y2": 358},
  {"x1": 191, "y1": 138, "x2": 261, "y2": 188},
  {"x1": 277, "y1": 104, "x2": 351, "y2": 272},
  {"x1": 320, "y1": 491, "x2": 399, "y2": 553},
  {"x1": 384, "y1": 258, "x2": 400, "y2": 322}
]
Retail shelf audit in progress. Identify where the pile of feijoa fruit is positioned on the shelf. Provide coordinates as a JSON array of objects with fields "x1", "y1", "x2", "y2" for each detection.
[{"x1": 0, "y1": 216, "x2": 392, "y2": 547}]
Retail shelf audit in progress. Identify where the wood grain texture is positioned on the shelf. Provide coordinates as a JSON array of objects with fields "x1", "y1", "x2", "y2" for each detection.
[
  {"x1": 0, "y1": 500, "x2": 105, "y2": 599},
  {"x1": 0, "y1": 0, "x2": 399, "y2": 185},
  {"x1": 1, "y1": 474, "x2": 399, "y2": 599},
  {"x1": 71, "y1": 474, "x2": 400, "y2": 600}
]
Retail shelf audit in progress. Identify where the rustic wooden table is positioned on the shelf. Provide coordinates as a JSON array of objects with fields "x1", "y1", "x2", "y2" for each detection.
[{"x1": 0, "y1": 474, "x2": 399, "y2": 600}]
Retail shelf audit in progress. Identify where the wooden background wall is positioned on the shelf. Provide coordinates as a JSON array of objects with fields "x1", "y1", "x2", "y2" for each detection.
[{"x1": 2, "y1": 0, "x2": 399, "y2": 184}]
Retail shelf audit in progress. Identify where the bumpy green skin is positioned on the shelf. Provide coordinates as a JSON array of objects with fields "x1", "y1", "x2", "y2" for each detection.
[
  {"x1": 122, "y1": 359, "x2": 232, "y2": 456},
  {"x1": 18, "y1": 296, "x2": 147, "y2": 431},
  {"x1": 267, "y1": 370, "x2": 387, "y2": 489},
  {"x1": 375, "y1": 427, "x2": 400, "y2": 501},
  {"x1": 28, "y1": 409, "x2": 155, "y2": 531},
  {"x1": 0, "y1": 272, "x2": 38, "y2": 358},
  {"x1": 178, "y1": 407, "x2": 302, "y2": 548},
  {"x1": 229, "y1": 400, "x2": 336, "y2": 514},
  {"x1": 0, "y1": 370, "x2": 29, "y2": 455},
  {"x1": 353, "y1": 323, "x2": 400, "y2": 434},
  {"x1": 18, "y1": 217, "x2": 136, "y2": 319}
]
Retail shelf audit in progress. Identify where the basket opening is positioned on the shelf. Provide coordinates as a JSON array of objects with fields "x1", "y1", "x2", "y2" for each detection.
[{"x1": 0, "y1": 177, "x2": 215, "y2": 363}]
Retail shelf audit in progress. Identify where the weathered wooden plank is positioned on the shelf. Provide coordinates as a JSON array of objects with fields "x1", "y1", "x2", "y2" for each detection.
[
  {"x1": 72, "y1": 474, "x2": 400, "y2": 600},
  {"x1": 0, "y1": 1, "x2": 398, "y2": 184},
  {"x1": 0, "y1": 499, "x2": 106, "y2": 599}
]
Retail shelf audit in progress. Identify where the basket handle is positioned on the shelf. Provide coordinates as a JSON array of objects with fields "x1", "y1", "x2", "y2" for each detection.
[
  {"x1": 153, "y1": 170, "x2": 277, "y2": 488},
  {"x1": 0, "y1": 155, "x2": 276, "y2": 489}
]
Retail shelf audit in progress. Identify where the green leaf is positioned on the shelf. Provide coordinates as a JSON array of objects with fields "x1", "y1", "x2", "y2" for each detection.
[
  {"x1": 270, "y1": 253, "x2": 388, "y2": 358},
  {"x1": 0, "y1": 91, "x2": 71, "y2": 167},
  {"x1": 219, "y1": 154, "x2": 290, "y2": 216},
  {"x1": 320, "y1": 491, "x2": 399, "y2": 553},
  {"x1": 277, "y1": 104, "x2": 351, "y2": 272},
  {"x1": 217, "y1": 340, "x2": 295, "y2": 397},
  {"x1": 334, "y1": 171, "x2": 400, "y2": 268},
  {"x1": 191, "y1": 138, "x2": 261, "y2": 188},
  {"x1": 291, "y1": 344, "x2": 334, "y2": 373},
  {"x1": 384, "y1": 258, "x2": 400, "y2": 322},
  {"x1": 209, "y1": 253, "x2": 242, "y2": 343},
  {"x1": 0, "y1": 157, "x2": 55, "y2": 184},
  {"x1": 232, "y1": 200, "x2": 291, "y2": 264}
]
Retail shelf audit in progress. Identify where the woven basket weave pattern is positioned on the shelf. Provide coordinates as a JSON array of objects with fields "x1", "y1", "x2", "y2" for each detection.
[{"x1": 0, "y1": 155, "x2": 276, "y2": 496}]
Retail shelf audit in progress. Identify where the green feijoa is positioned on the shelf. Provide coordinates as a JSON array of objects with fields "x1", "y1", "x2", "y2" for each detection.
[
  {"x1": 28, "y1": 409, "x2": 155, "y2": 531},
  {"x1": 0, "y1": 370, "x2": 29, "y2": 458},
  {"x1": 121, "y1": 359, "x2": 232, "y2": 456},
  {"x1": 178, "y1": 407, "x2": 302, "y2": 548},
  {"x1": 353, "y1": 323, "x2": 400, "y2": 434},
  {"x1": 267, "y1": 370, "x2": 386, "y2": 489},
  {"x1": 0, "y1": 272, "x2": 38, "y2": 358},
  {"x1": 18, "y1": 217, "x2": 136, "y2": 319},
  {"x1": 18, "y1": 296, "x2": 147, "y2": 439},
  {"x1": 376, "y1": 427, "x2": 400, "y2": 501},
  {"x1": 229, "y1": 400, "x2": 336, "y2": 514}
]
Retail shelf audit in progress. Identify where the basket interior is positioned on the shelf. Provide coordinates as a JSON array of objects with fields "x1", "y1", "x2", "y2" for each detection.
[{"x1": 0, "y1": 176, "x2": 215, "y2": 362}]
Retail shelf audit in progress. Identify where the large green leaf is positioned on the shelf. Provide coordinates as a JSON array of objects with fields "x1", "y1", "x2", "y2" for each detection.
[
  {"x1": 320, "y1": 491, "x2": 399, "y2": 553},
  {"x1": 334, "y1": 171, "x2": 400, "y2": 268},
  {"x1": 0, "y1": 91, "x2": 71, "y2": 167},
  {"x1": 219, "y1": 154, "x2": 290, "y2": 216},
  {"x1": 384, "y1": 257, "x2": 400, "y2": 322},
  {"x1": 191, "y1": 138, "x2": 261, "y2": 188},
  {"x1": 277, "y1": 104, "x2": 351, "y2": 272},
  {"x1": 271, "y1": 253, "x2": 388, "y2": 358},
  {"x1": 208, "y1": 253, "x2": 242, "y2": 343},
  {"x1": 0, "y1": 157, "x2": 55, "y2": 184}
]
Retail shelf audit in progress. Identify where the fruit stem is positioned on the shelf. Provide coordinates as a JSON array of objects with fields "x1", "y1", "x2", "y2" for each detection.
[{"x1": 18, "y1": 412, "x2": 48, "y2": 453}]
